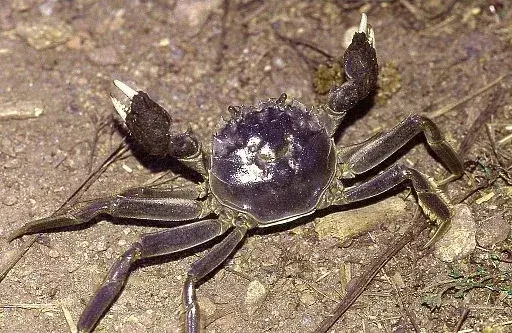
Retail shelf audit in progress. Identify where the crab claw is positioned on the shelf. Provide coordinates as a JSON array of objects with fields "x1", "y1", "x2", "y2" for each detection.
[
  {"x1": 343, "y1": 13, "x2": 378, "y2": 87},
  {"x1": 322, "y1": 12, "x2": 378, "y2": 137},
  {"x1": 109, "y1": 80, "x2": 201, "y2": 159},
  {"x1": 110, "y1": 79, "x2": 138, "y2": 122},
  {"x1": 358, "y1": 13, "x2": 375, "y2": 48}
]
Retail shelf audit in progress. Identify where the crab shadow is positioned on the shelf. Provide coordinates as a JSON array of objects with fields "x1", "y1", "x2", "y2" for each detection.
[{"x1": 116, "y1": 122, "x2": 204, "y2": 183}]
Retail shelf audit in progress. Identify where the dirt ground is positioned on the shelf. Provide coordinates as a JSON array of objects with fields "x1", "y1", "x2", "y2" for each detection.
[{"x1": 1, "y1": 1, "x2": 512, "y2": 332}]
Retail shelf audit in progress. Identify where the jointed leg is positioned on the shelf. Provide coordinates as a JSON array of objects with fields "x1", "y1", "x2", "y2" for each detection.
[
  {"x1": 338, "y1": 114, "x2": 464, "y2": 180},
  {"x1": 184, "y1": 224, "x2": 248, "y2": 333},
  {"x1": 77, "y1": 218, "x2": 229, "y2": 333},
  {"x1": 7, "y1": 187, "x2": 208, "y2": 241},
  {"x1": 336, "y1": 164, "x2": 451, "y2": 247},
  {"x1": 340, "y1": 164, "x2": 450, "y2": 222},
  {"x1": 121, "y1": 183, "x2": 203, "y2": 200},
  {"x1": 333, "y1": 114, "x2": 463, "y2": 246}
]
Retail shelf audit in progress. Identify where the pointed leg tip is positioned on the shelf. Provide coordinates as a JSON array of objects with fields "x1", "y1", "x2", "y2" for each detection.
[{"x1": 5, "y1": 230, "x2": 22, "y2": 243}]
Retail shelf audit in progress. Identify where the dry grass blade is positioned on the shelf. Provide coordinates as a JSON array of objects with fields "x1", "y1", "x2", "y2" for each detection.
[
  {"x1": 61, "y1": 303, "x2": 78, "y2": 333},
  {"x1": 428, "y1": 73, "x2": 510, "y2": 119},
  {"x1": 313, "y1": 210, "x2": 429, "y2": 333},
  {"x1": 0, "y1": 302, "x2": 59, "y2": 311},
  {"x1": 0, "y1": 235, "x2": 36, "y2": 281}
]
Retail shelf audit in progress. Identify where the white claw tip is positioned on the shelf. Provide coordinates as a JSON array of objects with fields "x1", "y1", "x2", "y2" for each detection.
[
  {"x1": 359, "y1": 13, "x2": 368, "y2": 33},
  {"x1": 111, "y1": 80, "x2": 139, "y2": 121},
  {"x1": 358, "y1": 13, "x2": 375, "y2": 48},
  {"x1": 110, "y1": 95, "x2": 128, "y2": 121},
  {"x1": 113, "y1": 80, "x2": 138, "y2": 99}
]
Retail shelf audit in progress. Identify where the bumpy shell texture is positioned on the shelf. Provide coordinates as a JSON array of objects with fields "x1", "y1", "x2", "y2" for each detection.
[{"x1": 210, "y1": 99, "x2": 335, "y2": 224}]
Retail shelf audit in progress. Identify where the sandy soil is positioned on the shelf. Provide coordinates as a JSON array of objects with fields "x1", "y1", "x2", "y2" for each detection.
[{"x1": 1, "y1": 1, "x2": 511, "y2": 332}]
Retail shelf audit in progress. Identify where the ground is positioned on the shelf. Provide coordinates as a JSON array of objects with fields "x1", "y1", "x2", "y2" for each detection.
[{"x1": 1, "y1": 1, "x2": 512, "y2": 332}]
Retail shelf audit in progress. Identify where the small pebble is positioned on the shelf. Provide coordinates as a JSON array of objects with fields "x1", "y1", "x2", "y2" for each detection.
[
  {"x1": 198, "y1": 297, "x2": 216, "y2": 318},
  {"x1": 245, "y1": 280, "x2": 267, "y2": 315},
  {"x1": 87, "y1": 45, "x2": 121, "y2": 65},
  {"x1": 104, "y1": 247, "x2": 114, "y2": 259},
  {"x1": 2, "y1": 194, "x2": 18, "y2": 206},
  {"x1": 299, "y1": 291, "x2": 316, "y2": 306},
  {"x1": 121, "y1": 163, "x2": 133, "y2": 173},
  {"x1": 158, "y1": 38, "x2": 170, "y2": 47},
  {"x1": 39, "y1": 0, "x2": 58, "y2": 16},
  {"x1": 48, "y1": 249, "x2": 60, "y2": 258},
  {"x1": 4, "y1": 159, "x2": 20, "y2": 169},
  {"x1": 476, "y1": 213, "x2": 510, "y2": 248},
  {"x1": 273, "y1": 57, "x2": 285, "y2": 68},
  {"x1": 16, "y1": 18, "x2": 72, "y2": 50},
  {"x1": 173, "y1": 0, "x2": 222, "y2": 33},
  {"x1": 95, "y1": 240, "x2": 108, "y2": 252},
  {"x1": 434, "y1": 204, "x2": 476, "y2": 263}
]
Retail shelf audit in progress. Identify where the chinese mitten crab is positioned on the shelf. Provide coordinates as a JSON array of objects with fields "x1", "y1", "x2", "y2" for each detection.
[{"x1": 7, "y1": 14, "x2": 463, "y2": 333}]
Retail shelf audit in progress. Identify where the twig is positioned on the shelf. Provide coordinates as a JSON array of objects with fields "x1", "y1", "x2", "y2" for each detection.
[
  {"x1": 0, "y1": 302, "x2": 59, "y2": 310},
  {"x1": 455, "y1": 175, "x2": 497, "y2": 206},
  {"x1": 61, "y1": 303, "x2": 78, "y2": 333},
  {"x1": 239, "y1": 1, "x2": 268, "y2": 25},
  {"x1": 301, "y1": 278, "x2": 339, "y2": 304},
  {"x1": 0, "y1": 235, "x2": 37, "y2": 281},
  {"x1": 273, "y1": 26, "x2": 334, "y2": 70},
  {"x1": 55, "y1": 142, "x2": 128, "y2": 212},
  {"x1": 427, "y1": 73, "x2": 510, "y2": 119},
  {"x1": 457, "y1": 85, "x2": 506, "y2": 160},
  {"x1": 86, "y1": 115, "x2": 112, "y2": 173},
  {"x1": 313, "y1": 209, "x2": 429, "y2": 333},
  {"x1": 398, "y1": 0, "x2": 424, "y2": 22},
  {"x1": 454, "y1": 308, "x2": 470, "y2": 332},
  {"x1": 214, "y1": 0, "x2": 230, "y2": 72},
  {"x1": 0, "y1": 101, "x2": 44, "y2": 120},
  {"x1": 382, "y1": 268, "x2": 421, "y2": 333}
]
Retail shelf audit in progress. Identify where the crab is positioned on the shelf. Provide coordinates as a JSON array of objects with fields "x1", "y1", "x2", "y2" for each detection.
[{"x1": 6, "y1": 14, "x2": 463, "y2": 333}]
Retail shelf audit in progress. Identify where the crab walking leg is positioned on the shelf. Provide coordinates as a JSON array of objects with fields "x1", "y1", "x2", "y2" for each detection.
[
  {"x1": 184, "y1": 224, "x2": 248, "y2": 333},
  {"x1": 77, "y1": 219, "x2": 229, "y2": 333},
  {"x1": 7, "y1": 187, "x2": 207, "y2": 241},
  {"x1": 338, "y1": 114, "x2": 464, "y2": 179},
  {"x1": 337, "y1": 164, "x2": 451, "y2": 247}
]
